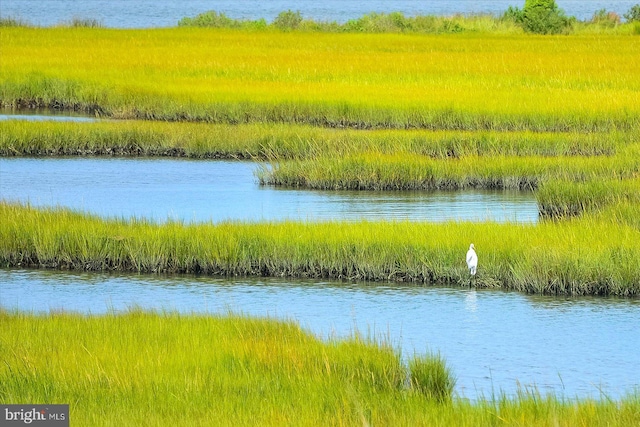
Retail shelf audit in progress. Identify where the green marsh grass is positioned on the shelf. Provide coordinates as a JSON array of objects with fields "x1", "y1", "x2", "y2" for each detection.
[
  {"x1": 2, "y1": 119, "x2": 639, "y2": 218},
  {"x1": 1, "y1": 310, "x2": 639, "y2": 426},
  {"x1": 2, "y1": 202, "x2": 639, "y2": 295},
  {"x1": 179, "y1": 10, "x2": 526, "y2": 34},
  {"x1": 1, "y1": 119, "x2": 636, "y2": 159},
  {"x1": 2, "y1": 28, "x2": 639, "y2": 131},
  {"x1": 537, "y1": 178, "x2": 640, "y2": 218},
  {"x1": 259, "y1": 150, "x2": 640, "y2": 190},
  {"x1": 409, "y1": 352, "x2": 457, "y2": 403}
]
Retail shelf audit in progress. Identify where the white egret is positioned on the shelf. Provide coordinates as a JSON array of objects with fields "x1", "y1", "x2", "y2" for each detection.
[{"x1": 466, "y1": 243, "x2": 478, "y2": 276}]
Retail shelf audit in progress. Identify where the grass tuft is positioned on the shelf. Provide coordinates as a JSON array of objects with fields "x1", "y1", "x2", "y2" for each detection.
[{"x1": 409, "y1": 352, "x2": 457, "y2": 403}]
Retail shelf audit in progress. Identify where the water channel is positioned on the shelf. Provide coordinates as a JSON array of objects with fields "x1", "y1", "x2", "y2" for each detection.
[
  {"x1": 2, "y1": 268, "x2": 639, "y2": 401},
  {"x1": 2, "y1": 0, "x2": 639, "y2": 405},
  {"x1": 1, "y1": 156, "x2": 639, "y2": 399},
  {"x1": 0, "y1": 157, "x2": 539, "y2": 223}
]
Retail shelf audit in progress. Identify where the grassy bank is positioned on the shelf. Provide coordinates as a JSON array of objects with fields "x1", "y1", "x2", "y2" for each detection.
[
  {"x1": 2, "y1": 120, "x2": 636, "y2": 159},
  {"x1": 258, "y1": 149, "x2": 640, "y2": 190},
  {"x1": 0, "y1": 310, "x2": 445, "y2": 425},
  {"x1": 2, "y1": 28, "x2": 639, "y2": 131},
  {"x1": 2, "y1": 202, "x2": 639, "y2": 296},
  {"x1": 3, "y1": 119, "x2": 639, "y2": 217},
  {"x1": 1, "y1": 310, "x2": 638, "y2": 426},
  {"x1": 537, "y1": 178, "x2": 640, "y2": 217}
]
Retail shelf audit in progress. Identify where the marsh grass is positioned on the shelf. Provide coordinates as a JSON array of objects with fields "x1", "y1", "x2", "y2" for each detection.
[
  {"x1": 0, "y1": 17, "x2": 31, "y2": 27},
  {"x1": 2, "y1": 119, "x2": 635, "y2": 159},
  {"x1": 259, "y1": 150, "x2": 640, "y2": 191},
  {"x1": 60, "y1": 17, "x2": 105, "y2": 28},
  {"x1": 537, "y1": 178, "x2": 640, "y2": 218},
  {"x1": 2, "y1": 202, "x2": 639, "y2": 296},
  {"x1": 2, "y1": 118, "x2": 640, "y2": 218},
  {"x1": 1, "y1": 310, "x2": 638, "y2": 426},
  {"x1": 409, "y1": 352, "x2": 457, "y2": 403},
  {"x1": 177, "y1": 9, "x2": 640, "y2": 36},
  {"x1": 0, "y1": 310, "x2": 407, "y2": 425},
  {"x1": 2, "y1": 28, "x2": 639, "y2": 131}
]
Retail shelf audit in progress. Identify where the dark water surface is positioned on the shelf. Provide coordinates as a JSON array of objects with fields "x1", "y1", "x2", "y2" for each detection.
[
  {"x1": 0, "y1": 157, "x2": 538, "y2": 223},
  {"x1": 2, "y1": 268, "x2": 638, "y2": 400},
  {"x1": 2, "y1": 0, "x2": 638, "y2": 28}
]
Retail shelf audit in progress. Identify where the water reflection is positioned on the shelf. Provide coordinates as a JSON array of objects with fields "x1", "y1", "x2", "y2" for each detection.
[
  {"x1": 2, "y1": 268, "x2": 638, "y2": 401},
  {"x1": 0, "y1": 158, "x2": 539, "y2": 223}
]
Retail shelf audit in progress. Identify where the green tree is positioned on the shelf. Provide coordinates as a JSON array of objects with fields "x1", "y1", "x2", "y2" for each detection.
[
  {"x1": 624, "y1": 4, "x2": 640, "y2": 22},
  {"x1": 521, "y1": 0, "x2": 572, "y2": 34}
]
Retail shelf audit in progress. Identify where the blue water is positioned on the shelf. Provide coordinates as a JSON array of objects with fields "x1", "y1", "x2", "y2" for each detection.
[
  {"x1": 2, "y1": 0, "x2": 638, "y2": 404},
  {"x1": 0, "y1": 157, "x2": 539, "y2": 223},
  {"x1": 2, "y1": 268, "x2": 639, "y2": 401},
  {"x1": 0, "y1": 114, "x2": 99, "y2": 123},
  {"x1": 1, "y1": 0, "x2": 637, "y2": 28}
]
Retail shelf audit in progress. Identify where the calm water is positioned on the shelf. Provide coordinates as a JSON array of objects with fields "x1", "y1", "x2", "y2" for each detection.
[
  {"x1": 2, "y1": 0, "x2": 638, "y2": 405},
  {"x1": 1, "y1": 0, "x2": 637, "y2": 28},
  {"x1": 0, "y1": 113, "x2": 99, "y2": 123},
  {"x1": 0, "y1": 157, "x2": 538, "y2": 223},
  {"x1": 2, "y1": 268, "x2": 639, "y2": 400}
]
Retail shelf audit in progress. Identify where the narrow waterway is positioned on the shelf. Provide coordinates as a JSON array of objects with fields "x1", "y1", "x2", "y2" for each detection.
[
  {"x1": 0, "y1": 157, "x2": 538, "y2": 223},
  {"x1": 2, "y1": 156, "x2": 635, "y2": 401},
  {"x1": 0, "y1": 113, "x2": 99, "y2": 123},
  {"x1": 2, "y1": 268, "x2": 638, "y2": 401}
]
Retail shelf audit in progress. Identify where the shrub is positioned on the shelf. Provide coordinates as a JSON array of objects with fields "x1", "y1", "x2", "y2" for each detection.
[
  {"x1": 591, "y1": 9, "x2": 621, "y2": 27},
  {"x1": 502, "y1": 6, "x2": 525, "y2": 24},
  {"x1": 273, "y1": 10, "x2": 303, "y2": 31},
  {"x1": 178, "y1": 11, "x2": 237, "y2": 28},
  {"x1": 624, "y1": 4, "x2": 640, "y2": 22},
  {"x1": 344, "y1": 13, "x2": 406, "y2": 33},
  {"x1": 177, "y1": 11, "x2": 267, "y2": 29},
  {"x1": 521, "y1": 0, "x2": 572, "y2": 34}
]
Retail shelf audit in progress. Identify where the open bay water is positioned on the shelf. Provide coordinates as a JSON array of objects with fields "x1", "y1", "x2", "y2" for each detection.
[
  {"x1": 1, "y1": 0, "x2": 638, "y2": 28},
  {"x1": 1, "y1": 268, "x2": 639, "y2": 401},
  {"x1": 0, "y1": 157, "x2": 538, "y2": 223}
]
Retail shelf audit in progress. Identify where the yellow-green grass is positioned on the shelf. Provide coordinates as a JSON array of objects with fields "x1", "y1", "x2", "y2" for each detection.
[
  {"x1": 1, "y1": 310, "x2": 638, "y2": 426},
  {"x1": 2, "y1": 202, "x2": 639, "y2": 296},
  {"x1": 260, "y1": 147, "x2": 640, "y2": 190},
  {"x1": 0, "y1": 310, "x2": 432, "y2": 426},
  {"x1": 1, "y1": 119, "x2": 637, "y2": 159},
  {"x1": 2, "y1": 28, "x2": 639, "y2": 131},
  {"x1": 538, "y1": 178, "x2": 640, "y2": 218},
  {"x1": 3, "y1": 118, "x2": 640, "y2": 218}
]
